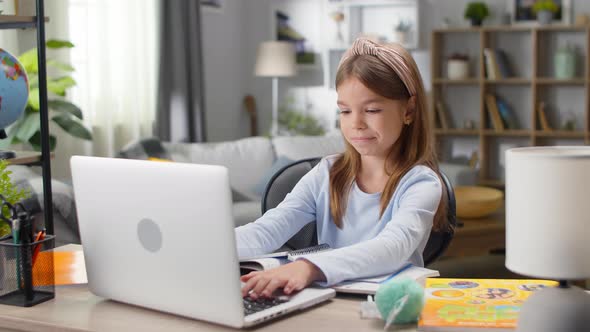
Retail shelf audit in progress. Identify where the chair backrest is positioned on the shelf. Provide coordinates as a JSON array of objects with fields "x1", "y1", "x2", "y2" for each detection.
[
  {"x1": 261, "y1": 158, "x2": 321, "y2": 250},
  {"x1": 262, "y1": 157, "x2": 457, "y2": 266}
]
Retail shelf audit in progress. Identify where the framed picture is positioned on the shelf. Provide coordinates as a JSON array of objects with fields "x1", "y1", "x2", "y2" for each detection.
[
  {"x1": 508, "y1": 0, "x2": 571, "y2": 25},
  {"x1": 200, "y1": 0, "x2": 223, "y2": 14},
  {"x1": 270, "y1": 0, "x2": 321, "y2": 68}
]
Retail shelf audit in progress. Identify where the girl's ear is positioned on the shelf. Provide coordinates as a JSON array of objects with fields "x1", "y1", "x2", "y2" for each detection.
[{"x1": 404, "y1": 96, "x2": 417, "y2": 124}]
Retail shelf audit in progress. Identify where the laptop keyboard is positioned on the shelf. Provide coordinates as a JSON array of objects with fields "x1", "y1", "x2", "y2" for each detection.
[{"x1": 243, "y1": 296, "x2": 289, "y2": 316}]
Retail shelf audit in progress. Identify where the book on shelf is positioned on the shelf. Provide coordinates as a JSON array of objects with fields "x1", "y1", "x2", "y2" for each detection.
[
  {"x1": 496, "y1": 97, "x2": 519, "y2": 129},
  {"x1": 483, "y1": 48, "x2": 499, "y2": 80},
  {"x1": 537, "y1": 102, "x2": 552, "y2": 131},
  {"x1": 494, "y1": 49, "x2": 513, "y2": 78},
  {"x1": 417, "y1": 278, "x2": 558, "y2": 332},
  {"x1": 485, "y1": 94, "x2": 504, "y2": 131},
  {"x1": 435, "y1": 100, "x2": 452, "y2": 129},
  {"x1": 483, "y1": 48, "x2": 512, "y2": 79}
]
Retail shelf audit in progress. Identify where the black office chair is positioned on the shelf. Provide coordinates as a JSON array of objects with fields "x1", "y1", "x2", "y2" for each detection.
[{"x1": 261, "y1": 157, "x2": 457, "y2": 266}]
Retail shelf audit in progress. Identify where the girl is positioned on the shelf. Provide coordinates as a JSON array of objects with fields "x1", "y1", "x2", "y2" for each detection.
[{"x1": 236, "y1": 38, "x2": 447, "y2": 299}]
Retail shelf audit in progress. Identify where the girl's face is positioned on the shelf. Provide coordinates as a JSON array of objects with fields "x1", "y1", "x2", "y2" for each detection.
[{"x1": 337, "y1": 77, "x2": 412, "y2": 159}]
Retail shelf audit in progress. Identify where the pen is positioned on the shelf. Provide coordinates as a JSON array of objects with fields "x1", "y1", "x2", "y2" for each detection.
[
  {"x1": 380, "y1": 263, "x2": 413, "y2": 284},
  {"x1": 32, "y1": 230, "x2": 45, "y2": 266},
  {"x1": 19, "y1": 213, "x2": 34, "y2": 301},
  {"x1": 12, "y1": 218, "x2": 21, "y2": 290}
]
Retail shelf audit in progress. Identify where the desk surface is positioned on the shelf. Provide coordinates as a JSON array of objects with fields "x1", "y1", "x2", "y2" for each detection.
[{"x1": 0, "y1": 285, "x2": 417, "y2": 332}]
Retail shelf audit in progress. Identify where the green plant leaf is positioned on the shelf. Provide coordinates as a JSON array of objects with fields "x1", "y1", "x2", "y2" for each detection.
[
  {"x1": 46, "y1": 40, "x2": 75, "y2": 49},
  {"x1": 0, "y1": 125, "x2": 19, "y2": 149},
  {"x1": 15, "y1": 112, "x2": 41, "y2": 142},
  {"x1": 52, "y1": 114, "x2": 92, "y2": 140},
  {"x1": 29, "y1": 132, "x2": 56, "y2": 151},
  {"x1": 47, "y1": 76, "x2": 76, "y2": 96},
  {"x1": 47, "y1": 59, "x2": 75, "y2": 72},
  {"x1": 28, "y1": 88, "x2": 40, "y2": 110},
  {"x1": 17, "y1": 48, "x2": 38, "y2": 74},
  {"x1": 48, "y1": 100, "x2": 83, "y2": 119},
  {"x1": 28, "y1": 75, "x2": 39, "y2": 89}
]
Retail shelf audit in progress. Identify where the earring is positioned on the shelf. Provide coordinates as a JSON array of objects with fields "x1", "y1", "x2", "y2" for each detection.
[{"x1": 405, "y1": 119, "x2": 411, "y2": 125}]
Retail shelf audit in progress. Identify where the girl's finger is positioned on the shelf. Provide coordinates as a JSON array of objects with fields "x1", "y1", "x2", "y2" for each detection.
[
  {"x1": 242, "y1": 275, "x2": 262, "y2": 298},
  {"x1": 283, "y1": 279, "x2": 298, "y2": 295},
  {"x1": 240, "y1": 271, "x2": 258, "y2": 282},
  {"x1": 251, "y1": 277, "x2": 272, "y2": 298},
  {"x1": 261, "y1": 278, "x2": 285, "y2": 298}
]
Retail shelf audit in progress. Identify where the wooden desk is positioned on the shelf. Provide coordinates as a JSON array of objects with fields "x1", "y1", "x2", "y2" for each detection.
[
  {"x1": 444, "y1": 213, "x2": 505, "y2": 257},
  {"x1": 0, "y1": 285, "x2": 417, "y2": 332}
]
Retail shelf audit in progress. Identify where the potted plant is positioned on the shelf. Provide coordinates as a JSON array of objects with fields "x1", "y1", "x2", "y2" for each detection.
[
  {"x1": 394, "y1": 19, "x2": 412, "y2": 44},
  {"x1": 0, "y1": 40, "x2": 92, "y2": 152},
  {"x1": 464, "y1": 2, "x2": 489, "y2": 26},
  {"x1": 0, "y1": 160, "x2": 30, "y2": 240},
  {"x1": 532, "y1": 0, "x2": 559, "y2": 25},
  {"x1": 447, "y1": 53, "x2": 470, "y2": 80}
]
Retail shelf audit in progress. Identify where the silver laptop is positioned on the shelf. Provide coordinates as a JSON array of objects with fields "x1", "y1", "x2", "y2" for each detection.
[{"x1": 70, "y1": 156, "x2": 335, "y2": 328}]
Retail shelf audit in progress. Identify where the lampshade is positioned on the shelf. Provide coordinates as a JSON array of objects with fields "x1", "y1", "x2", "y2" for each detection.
[
  {"x1": 505, "y1": 146, "x2": 590, "y2": 280},
  {"x1": 254, "y1": 41, "x2": 296, "y2": 77}
]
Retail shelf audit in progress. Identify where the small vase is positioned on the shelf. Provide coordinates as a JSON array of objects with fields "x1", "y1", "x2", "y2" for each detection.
[
  {"x1": 447, "y1": 60, "x2": 469, "y2": 80},
  {"x1": 470, "y1": 18, "x2": 482, "y2": 26},
  {"x1": 554, "y1": 47, "x2": 576, "y2": 79},
  {"x1": 537, "y1": 10, "x2": 553, "y2": 25}
]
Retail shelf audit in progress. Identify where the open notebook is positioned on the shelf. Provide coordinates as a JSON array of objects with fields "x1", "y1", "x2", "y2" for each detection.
[{"x1": 239, "y1": 245, "x2": 439, "y2": 295}]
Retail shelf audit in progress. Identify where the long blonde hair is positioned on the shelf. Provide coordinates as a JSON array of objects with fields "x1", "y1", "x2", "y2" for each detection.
[{"x1": 330, "y1": 38, "x2": 448, "y2": 231}]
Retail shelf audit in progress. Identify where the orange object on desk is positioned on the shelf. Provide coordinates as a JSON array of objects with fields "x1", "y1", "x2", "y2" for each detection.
[{"x1": 32, "y1": 251, "x2": 87, "y2": 286}]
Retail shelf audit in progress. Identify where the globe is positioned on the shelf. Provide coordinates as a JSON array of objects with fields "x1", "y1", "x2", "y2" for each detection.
[{"x1": 0, "y1": 48, "x2": 28, "y2": 129}]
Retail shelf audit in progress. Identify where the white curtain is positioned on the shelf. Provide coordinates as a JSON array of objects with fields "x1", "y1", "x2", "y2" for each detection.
[{"x1": 49, "y1": 0, "x2": 158, "y2": 180}]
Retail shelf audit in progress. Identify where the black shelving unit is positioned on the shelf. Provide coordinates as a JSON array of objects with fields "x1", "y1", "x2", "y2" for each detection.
[{"x1": 0, "y1": 0, "x2": 54, "y2": 235}]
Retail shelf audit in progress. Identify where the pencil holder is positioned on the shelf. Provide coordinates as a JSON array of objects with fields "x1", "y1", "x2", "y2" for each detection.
[{"x1": 0, "y1": 235, "x2": 55, "y2": 307}]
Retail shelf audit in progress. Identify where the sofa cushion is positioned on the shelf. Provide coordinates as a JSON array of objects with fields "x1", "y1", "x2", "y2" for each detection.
[
  {"x1": 117, "y1": 137, "x2": 171, "y2": 160},
  {"x1": 163, "y1": 137, "x2": 274, "y2": 199},
  {"x1": 272, "y1": 135, "x2": 345, "y2": 160},
  {"x1": 232, "y1": 201, "x2": 262, "y2": 227}
]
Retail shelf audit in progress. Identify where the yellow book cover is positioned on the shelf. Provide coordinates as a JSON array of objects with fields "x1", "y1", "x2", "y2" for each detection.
[{"x1": 418, "y1": 278, "x2": 558, "y2": 331}]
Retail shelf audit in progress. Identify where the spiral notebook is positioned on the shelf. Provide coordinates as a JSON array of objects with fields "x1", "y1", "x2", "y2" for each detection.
[{"x1": 239, "y1": 244, "x2": 331, "y2": 274}]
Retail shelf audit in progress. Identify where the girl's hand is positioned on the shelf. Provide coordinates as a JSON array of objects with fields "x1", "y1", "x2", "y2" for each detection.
[{"x1": 240, "y1": 260, "x2": 325, "y2": 298}]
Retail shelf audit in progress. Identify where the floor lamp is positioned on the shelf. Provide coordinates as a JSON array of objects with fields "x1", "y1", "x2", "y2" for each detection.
[{"x1": 254, "y1": 41, "x2": 296, "y2": 136}]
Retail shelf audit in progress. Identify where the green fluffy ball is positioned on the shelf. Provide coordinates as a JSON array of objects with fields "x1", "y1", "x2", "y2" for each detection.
[{"x1": 375, "y1": 277, "x2": 425, "y2": 324}]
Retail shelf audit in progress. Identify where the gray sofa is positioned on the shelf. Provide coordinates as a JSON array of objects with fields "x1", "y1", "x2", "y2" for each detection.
[
  {"x1": 119, "y1": 135, "x2": 477, "y2": 227},
  {"x1": 145, "y1": 135, "x2": 345, "y2": 226}
]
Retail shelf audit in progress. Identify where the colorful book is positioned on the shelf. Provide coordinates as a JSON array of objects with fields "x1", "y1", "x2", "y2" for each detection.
[
  {"x1": 418, "y1": 278, "x2": 558, "y2": 331},
  {"x1": 496, "y1": 98, "x2": 519, "y2": 129}
]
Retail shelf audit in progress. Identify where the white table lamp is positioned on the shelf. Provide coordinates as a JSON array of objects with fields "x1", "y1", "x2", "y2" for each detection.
[
  {"x1": 254, "y1": 41, "x2": 296, "y2": 136},
  {"x1": 506, "y1": 146, "x2": 590, "y2": 332}
]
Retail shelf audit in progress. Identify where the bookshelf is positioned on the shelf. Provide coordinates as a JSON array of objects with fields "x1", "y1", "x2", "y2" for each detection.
[{"x1": 432, "y1": 25, "x2": 590, "y2": 186}]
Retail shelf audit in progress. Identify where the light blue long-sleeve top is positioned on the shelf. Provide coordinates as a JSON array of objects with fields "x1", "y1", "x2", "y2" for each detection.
[{"x1": 235, "y1": 155, "x2": 442, "y2": 286}]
